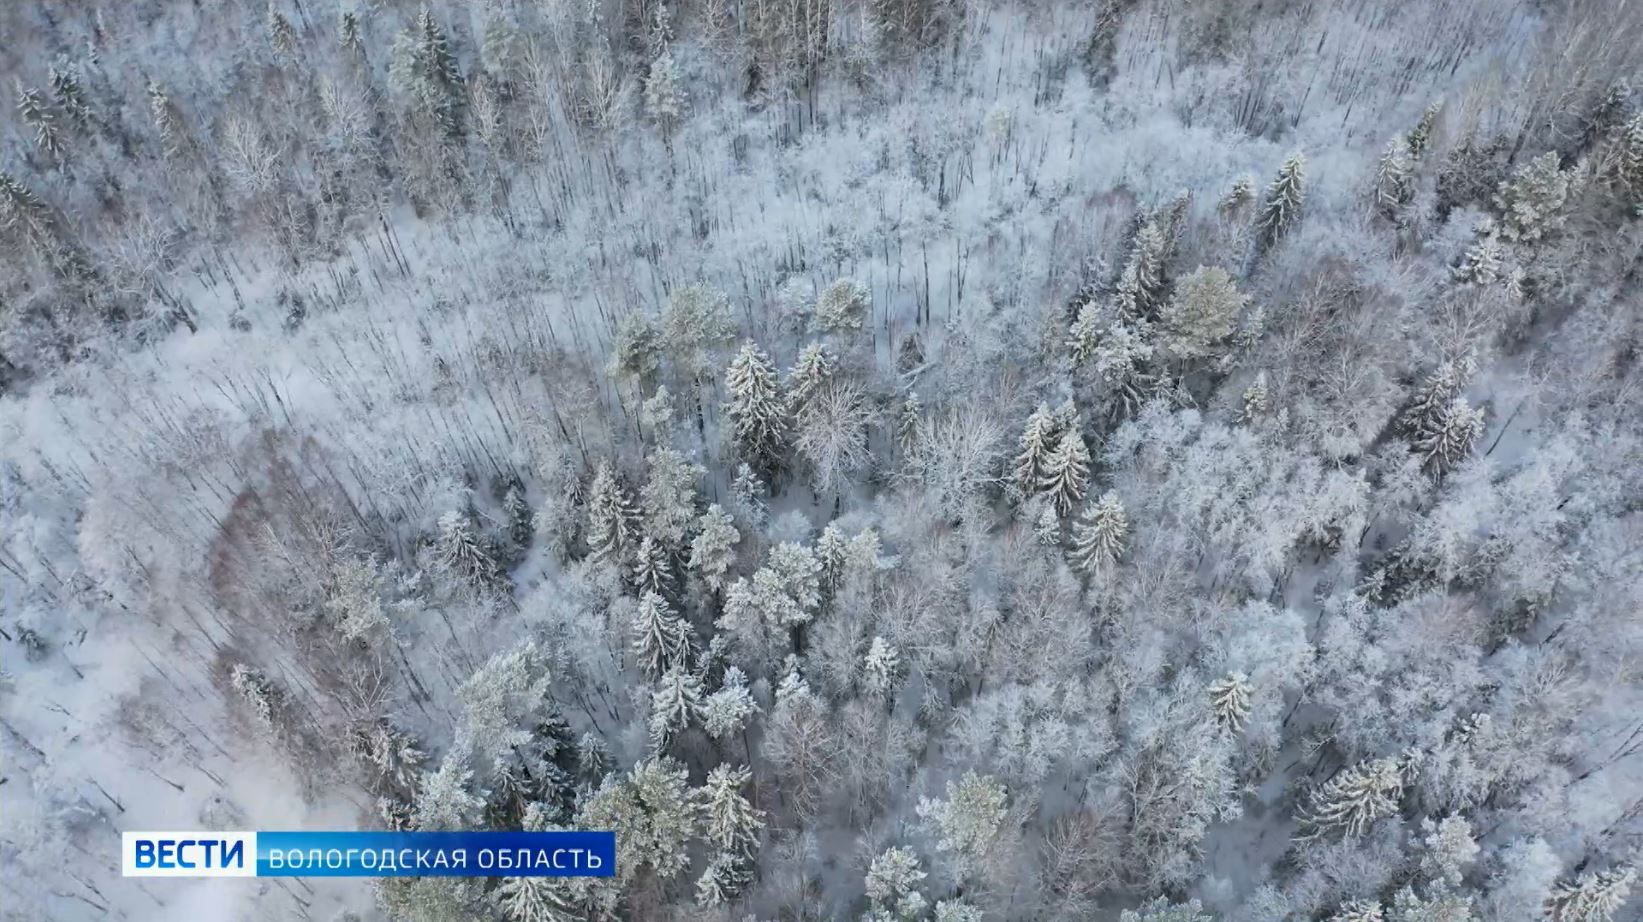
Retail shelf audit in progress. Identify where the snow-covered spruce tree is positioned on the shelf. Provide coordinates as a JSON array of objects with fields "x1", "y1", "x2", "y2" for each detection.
[
  {"x1": 688, "y1": 503, "x2": 740, "y2": 593},
  {"x1": 648, "y1": 663, "x2": 704, "y2": 748},
  {"x1": 1376, "y1": 135, "x2": 1416, "y2": 220},
  {"x1": 347, "y1": 718, "x2": 424, "y2": 795},
  {"x1": 701, "y1": 665, "x2": 760, "y2": 739},
  {"x1": 1207, "y1": 671, "x2": 1252, "y2": 733},
  {"x1": 1161, "y1": 265, "x2": 1247, "y2": 359},
  {"x1": 609, "y1": 311, "x2": 662, "y2": 390},
  {"x1": 230, "y1": 663, "x2": 282, "y2": 729},
  {"x1": 816, "y1": 522, "x2": 851, "y2": 592},
  {"x1": 338, "y1": 10, "x2": 365, "y2": 60},
  {"x1": 644, "y1": 41, "x2": 684, "y2": 142},
  {"x1": 724, "y1": 341, "x2": 789, "y2": 475},
  {"x1": 1387, "y1": 886, "x2": 1478, "y2": 922},
  {"x1": 863, "y1": 635, "x2": 901, "y2": 696},
  {"x1": 1408, "y1": 101, "x2": 1442, "y2": 160},
  {"x1": 1411, "y1": 397, "x2": 1485, "y2": 473},
  {"x1": 1255, "y1": 152, "x2": 1307, "y2": 253},
  {"x1": 698, "y1": 763, "x2": 765, "y2": 859},
  {"x1": 786, "y1": 342, "x2": 837, "y2": 416},
  {"x1": 632, "y1": 591, "x2": 692, "y2": 677},
  {"x1": 1617, "y1": 114, "x2": 1643, "y2": 213},
  {"x1": 47, "y1": 58, "x2": 92, "y2": 133},
  {"x1": 1067, "y1": 490, "x2": 1128, "y2": 575},
  {"x1": 1120, "y1": 897, "x2": 1213, "y2": 922},
  {"x1": 918, "y1": 771, "x2": 1009, "y2": 877},
  {"x1": 497, "y1": 875, "x2": 580, "y2": 922},
  {"x1": 1014, "y1": 403, "x2": 1062, "y2": 496},
  {"x1": 1038, "y1": 425, "x2": 1092, "y2": 515},
  {"x1": 1331, "y1": 899, "x2": 1387, "y2": 922},
  {"x1": 584, "y1": 461, "x2": 638, "y2": 565},
  {"x1": 15, "y1": 81, "x2": 64, "y2": 161},
  {"x1": 695, "y1": 852, "x2": 751, "y2": 907},
  {"x1": 1546, "y1": 866, "x2": 1636, "y2": 922},
  {"x1": 1417, "y1": 815, "x2": 1479, "y2": 888},
  {"x1": 576, "y1": 758, "x2": 697, "y2": 902},
  {"x1": 1114, "y1": 220, "x2": 1170, "y2": 320},
  {"x1": 865, "y1": 846, "x2": 929, "y2": 922},
  {"x1": 1219, "y1": 175, "x2": 1256, "y2": 214},
  {"x1": 816, "y1": 278, "x2": 870, "y2": 334},
  {"x1": 897, "y1": 391, "x2": 923, "y2": 458},
  {"x1": 1296, "y1": 756, "x2": 1405, "y2": 840},
  {"x1": 147, "y1": 80, "x2": 184, "y2": 159},
  {"x1": 1399, "y1": 355, "x2": 1477, "y2": 438},
  {"x1": 1494, "y1": 152, "x2": 1570, "y2": 243},
  {"x1": 1240, "y1": 371, "x2": 1272, "y2": 422},
  {"x1": 731, "y1": 462, "x2": 770, "y2": 526},
  {"x1": 718, "y1": 541, "x2": 823, "y2": 662},
  {"x1": 433, "y1": 509, "x2": 501, "y2": 587},
  {"x1": 265, "y1": 2, "x2": 299, "y2": 65},
  {"x1": 390, "y1": 7, "x2": 465, "y2": 138},
  {"x1": 639, "y1": 447, "x2": 703, "y2": 555},
  {"x1": 1453, "y1": 227, "x2": 1505, "y2": 286}
]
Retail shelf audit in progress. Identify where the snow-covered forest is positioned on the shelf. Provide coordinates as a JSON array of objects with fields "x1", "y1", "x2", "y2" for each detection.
[{"x1": 2, "y1": 0, "x2": 1642, "y2": 919}]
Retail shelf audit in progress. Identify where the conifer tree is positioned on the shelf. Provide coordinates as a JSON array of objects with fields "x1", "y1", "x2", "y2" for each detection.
[
  {"x1": 1376, "y1": 136, "x2": 1416, "y2": 219},
  {"x1": 731, "y1": 463, "x2": 769, "y2": 526},
  {"x1": 15, "y1": 81, "x2": 64, "y2": 161},
  {"x1": 1408, "y1": 101, "x2": 1441, "y2": 160},
  {"x1": 640, "y1": 447, "x2": 703, "y2": 554},
  {"x1": 816, "y1": 522, "x2": 851, "y2": 592},
  {"x1": 725, "y1": 341, "x2": 789, "y2": 474},
  {"x1": 1256, "y1": 153, "x2": 1307, "y2": 252},
  {"x1": 1546, "y1": 867, "x2": 1636, "y2": 922},
  {"x1": 1013, "y1": 403, "x2": 1061, "y2": 496},
  {"x1": 898, "y1": 392, "x2": 923, "y2": 458},
  {"x1": 1161, "y1": 266, "x2": 1247, "y2": 358},
  {"x1": 1453, "y1": 229, "x2": 1504, "y2": 286},
  {"x1": 48, "y1": 58, "x2": 92, "y2": 133},
  {"x1": 918, "y1": 771, "x2": 1009, "y2": 877},
  {"x1": 1614, "y1": 114, "x2": 1643, "y2": 213},
  {"x1": 1297, "y1": 757, "x2": 1404, "y2": 840},
  {"x1": 266, "y1": 3, "x2": 299, "y2": 64},
  {"x1": 1219, "y1": 176, "x2": 1255, "y2": 214},
  {"x1": 339, "y1": 11, "x2": 365, "y2": 59},
  {"x1": 1208, "y1": 672, "x2": 1253, "y2": 733},
  {"x1": 1399, "y1": 356, "x2": 1477, "y2": 438},
  {"x1": 147, "y1": 80, "x2": 183, "y2": 158},
  {"x1": 498, "y1": 875, "x2": 580, "y2": 922},
  {"x1": 698, "y1": 763, "x2": 765, "y2": 859},
  {"x1": 632, "y1": 591, "x2": 691, "y2": 677},
  {"x1": 863, "y1": 636, "x2": 901, "y2": 695},
  {"x1": 1330, "y1": 900, "x2": 1386, "y2": 922},
  {"x1": 786, "y1": 342, "x2": 837, "y2": 416},
  {"x1": 702, "y1": 666, "x2": 760, "y2": 739},
  {"x1": 648, "y1": 664, "x2": 703, "y2": 748},
  {"x1": 1115, "y1": 221, "x2": 1169, "y2": 319},
  {"x1": 688, "y1": 504, "x2": 740, "y2": 593},
  {"x1": 1412, "y1": 397, "x2": 1485, "y2": 473},
  {"x1": 1068, "y1": 490, "x2": 1128, "y2": 574},
  {"x1": 816, "y1": 278, "x2": 870, "y2": 334},
  {"x1": 1064, "y1": 299, "x2": 1104, "y2": 366},
  {"x1": 1495, "y1": 152, "x2": 1570, "y2": 243},
  {"x1": 585, "y1": 461, "x2": 638, "y2": 565},
  {"x1": 865, "y1": 847, "x2": 929, "y2": 921},
  {"x1": 392, "y1": 7, "x2": 465, "y2": 137},
  {"x1": 1038, "y1": 426, "x2": 1091, "y2": 515},
  {"x1": 434, "y1": 510, "x2": 500, "y2": 587},
  {"x1": 1240, "y1": 372, "x2": 1272, "y2": 422}
]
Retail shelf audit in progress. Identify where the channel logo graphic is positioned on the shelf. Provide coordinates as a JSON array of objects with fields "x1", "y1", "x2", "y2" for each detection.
[{"x1": 123, "y1": 831, "x2": 616, "y2": 878}]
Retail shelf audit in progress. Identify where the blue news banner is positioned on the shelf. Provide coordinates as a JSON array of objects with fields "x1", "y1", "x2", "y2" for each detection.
[{"x1": 123, "y1": 831, "x2": 616, "y2": 878}]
